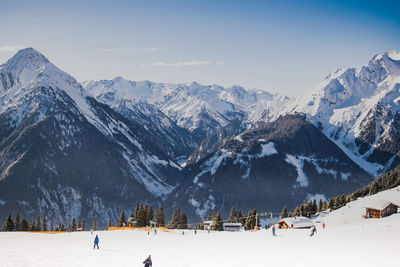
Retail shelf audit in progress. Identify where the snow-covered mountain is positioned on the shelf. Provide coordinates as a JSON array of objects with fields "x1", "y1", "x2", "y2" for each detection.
[
  {"x1": 271, "y1": 51, "x2": 400, "y2": 176},
  {"x1": 166, "y1": 115, "x2": 372, "y2": 220},
  {"x1": 0, "y1": 48, "x2": 184, "y2": 224},
  {"x1": 83, "y1": 78, "x2": 289, "y2": 141}
]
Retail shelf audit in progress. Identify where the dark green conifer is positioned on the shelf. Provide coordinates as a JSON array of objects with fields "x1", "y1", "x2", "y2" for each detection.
[
  {"x1": 180, "y1": 213, "x2": 188, "y2": 229},
  {"x1": 117, "y1": 211, "x2": 127, "y2": 227},
  {"x1": 170, "y1": 208, "x2": 180, "y2": 229},
  {"x1": 155, "y1": 207, "x2": 165, "y2": 227},
  {"x1": 212, "y1": 212, "x2": 224, "y2": 231},
  {"x1": 2, "y1": 214, "x2": 15, "y2": 231},
  {"x1": 281, "y1": 205, "x2": 288, "y2": 219}
]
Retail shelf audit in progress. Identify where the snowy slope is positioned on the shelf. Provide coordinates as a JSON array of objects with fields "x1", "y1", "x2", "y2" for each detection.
[
  {"x1": 1, "y1": 212, "x2": 399, "y2": 267},
  {"x1": 272, "y1": 51, "x2": 400, "y2": 176},
  {"x1": 314, "y1": 185, "x2": 400, "y2": 227},
  {"x1": 83, "y1": 78, "x2": 289, "y2": 140}
]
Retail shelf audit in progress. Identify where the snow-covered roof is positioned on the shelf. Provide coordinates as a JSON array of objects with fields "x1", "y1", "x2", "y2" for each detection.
[
  {"x1": 279, "y1": 216, "x2": 314, "y2": 228},
  {"x1": 363, "y1": 199, "x2": 398, "y2": 210},
  {"x1": 223, "y1": 223, "x2": 242, "y2": 227},
  {"x1": 204, "y1": 221, "x2": 214, "y2": 225}
]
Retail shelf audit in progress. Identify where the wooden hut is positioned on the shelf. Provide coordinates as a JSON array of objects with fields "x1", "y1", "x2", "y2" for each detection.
[
  {"x1": 364, "y1": 199, "x2": 399, "y2": 218},
  {"x1": 278, "y1": 217, "x2": 314, "y2": 229}
]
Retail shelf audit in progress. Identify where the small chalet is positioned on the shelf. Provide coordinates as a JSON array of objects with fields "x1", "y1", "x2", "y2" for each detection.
[
  {"x1": 223, "y1": 223, "x2": 242, "y2": 232},
  {"x1": 364, "y1": 199, "x2": 399, "y2": 218},
  {"x1": 278, "y1": 216, "x2": 314, "y2": 229},
  {"x1": 203, "y1": 220, "x2": 214, "y2": 230}
]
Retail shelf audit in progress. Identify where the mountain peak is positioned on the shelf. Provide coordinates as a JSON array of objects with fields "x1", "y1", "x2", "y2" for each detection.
[{"x1": 1, "y1": 48, "x2": 50, "y2": 79}]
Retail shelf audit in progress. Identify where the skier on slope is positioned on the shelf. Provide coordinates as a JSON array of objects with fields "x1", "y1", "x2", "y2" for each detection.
[
  {"x1": 272, "y1": 225, "x2": 276, "y2": 236},
  {"x1": 143, "y1": 255, "x2": 152, "y2": 267},
  {"x1": 93, "y1": 235, "x2": 99, "y2": 249}
]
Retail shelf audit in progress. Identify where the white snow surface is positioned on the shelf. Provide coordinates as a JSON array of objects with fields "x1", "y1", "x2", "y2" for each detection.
[{"x1": 1, "y1": 207, "x2": 400, "y2": 266}]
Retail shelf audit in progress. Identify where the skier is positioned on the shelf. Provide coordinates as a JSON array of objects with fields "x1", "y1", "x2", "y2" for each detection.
[
  {"x1": 93, "y1": 235, "x2": 99, "y2": 249},
  {"x1": 194, "y1": 229, "x2": 197, "y2": 235},
  {"x1": 147, "y1": 229, "x2": 150, "y2": 235},
  {"x1": 154, "y1": 228, "x2": 157, "y2": 235},
  {"x1": 182, "y1": 231, "x2": 185, "y2": 235},
  {"x1": 143, "y1": 255, "x2": 152, "y2": 267},
  {"x1": 272, "y1": 225, "x2": 276, "y2": 236},
  {"x1": 322, "y1": 223, "x2": 325, "y2": 229},
  {"x1": 310, "y1": 226, "x2": 317, "y2": 237}
]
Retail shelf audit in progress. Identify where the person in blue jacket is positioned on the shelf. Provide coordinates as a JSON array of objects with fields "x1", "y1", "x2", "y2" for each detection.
[{"x1": 93, "y1": 235, "x2": 99, "y2": 249}]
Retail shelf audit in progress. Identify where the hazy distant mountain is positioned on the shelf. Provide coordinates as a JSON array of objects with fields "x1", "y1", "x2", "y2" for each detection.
[{"x1": 83, "y1": 78, "x2": 289, "y2": 142}]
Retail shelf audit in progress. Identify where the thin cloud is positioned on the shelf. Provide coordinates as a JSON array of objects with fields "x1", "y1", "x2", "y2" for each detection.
[
  {"x1": 0, "y1": 45, "x2": 24, "y2": 52},
  {"x1": 100, "y1": 48, "x2": 113, "y2": 52},
  {"x1": 122, "y1": 47, "x2": 136, "y2": 52},
  {"x1": 144, "y1": 47, "x2": 161, "y2": 52},
  {"x1": 149, "y1": 60, "x2": 224, "y2": 67}
]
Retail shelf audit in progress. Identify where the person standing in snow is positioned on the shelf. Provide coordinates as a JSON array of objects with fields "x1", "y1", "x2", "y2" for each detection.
[
  {"x1": 272, "y1": 225, "x2": 276, "y2": 236},
  {"x1": 322, "y1": 223, "x2": 325, "y2": 229},
  {"x1": 93, "y1": 235, "x2": 99, "y2": 249},
  {"x1": 143, "y1": 255, "x2": 152, "y2": 267},
  {"x1": 194, "y1": 229, "x2": 197, "y2": 235}
]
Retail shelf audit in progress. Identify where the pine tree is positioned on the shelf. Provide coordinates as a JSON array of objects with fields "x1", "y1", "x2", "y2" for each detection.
[
  {"x1": 117, "y1": 211, "x2": 127, "y2": 227},
  {"x1": 318, "y1": 199, "x2": 324, "y2": 212},
  {"x1": 134, "y1": 203, "x2": 140, "y2": 222},
  {"x1": 92, "y1": 217, "x2": 97, "y2": 231},
  {"x1": 147, "y1": 205, "x2": 154, "y2": 224},
  {"x1": 237, "y1": 209, "x2": 245, "y2": 226},
  {"x1": 2, "y1": 214, "x2": 15, "y2": 231},
  {"x1": 197, "y1": 217, "x2": 204, "y2": 229},
  {"x1": 42, "y1": 216, "x2": 48, "y2": 231},
  {"x1": 180, "y1": 213, "x2": 188, "y2": 229},
  {"x1": 244, "y1": 210, "x2": 253, "y2": 230},
  {"x1": 228, "y1": 206, "x2": 237, "y2": 223},
  {"x1": 50, "y1": 220, "x2": 54, "y2": 231},
  {"x1": 328, "y1": 198, "x2": 334, "y2": 210},
  {"x1": 20, "y1": 218, "x2": 29, "y2": 231},
  {"x1": 71, "y1": 218, "x2": 77, "y2": 231},
  {"x1": 15, "y1": 213, "x2": 20, "y2": 231},
  {"x1": 82, "y1": 220, "x2": 85, "y2": 231},
  {"x1": 136, "y1": 204, "x2": 147, "y2": 227},
  {"x1": 294, "y1": 206, "x2": 300, "y2": 216},
  {"x1": 252, "y1": 209, "x2": 259, "y2": 227},
  {"x1": 170, "y1": 208, "x2": 180, "y2": 229},
  {"x1": 29, "y1": 221, "x2": 35, "y2": 231},
  {"x1": 108, "y1": 219, "x2": 112, "y2": 228},
  {"x1": 155, "y1": 207, "x2": 165, "y2": 227},
  {"x1": 206, "y1": 212, "x2": 212, "y2": 221},
  {"x1": 281, "y1": 205, "x2": 288, "y2": 219},
  {"x1": 212, "y1": 212, "x2": 224, "y2": 231},
  {"x1": 35, "y1": 215, "x2": 42, "y2": 231}
]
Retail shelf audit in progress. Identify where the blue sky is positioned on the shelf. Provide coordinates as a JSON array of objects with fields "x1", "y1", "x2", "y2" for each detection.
[{"x1": 0, "y1": 0, "x2": 399, "y2": 96}]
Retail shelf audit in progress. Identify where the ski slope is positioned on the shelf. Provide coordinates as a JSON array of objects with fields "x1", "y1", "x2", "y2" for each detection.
[{"x1": 1, "y1": 187, "x2": 399, "y2": 267}]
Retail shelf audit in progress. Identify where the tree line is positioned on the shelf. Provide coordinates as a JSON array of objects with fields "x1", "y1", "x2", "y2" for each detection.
[{"x1": 280, "y1": 165, "x2": 400, "y2": 219}]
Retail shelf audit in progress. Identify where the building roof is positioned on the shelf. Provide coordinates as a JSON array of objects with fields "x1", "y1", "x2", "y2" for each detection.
[
  {"x1": 363, "y1": 199, "x2": 397, "y2": 211},
  {"x1": 279, "y1": 216, "x2": 314, "y2": 228},
  {"x1": 223, "y1": 223, "x2": 242, "y2": 227}
]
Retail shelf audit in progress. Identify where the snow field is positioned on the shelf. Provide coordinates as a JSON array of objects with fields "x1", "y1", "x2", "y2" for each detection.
[{"x1": 1, "y1": 215, "x2": 399, "y2": 267}]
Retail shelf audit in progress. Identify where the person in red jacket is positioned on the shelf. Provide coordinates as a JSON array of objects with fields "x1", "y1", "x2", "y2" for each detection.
[
  {"x1": 143, "y1": 255, "x2": 152, "y2": 267},
  {"x1": 322, "y1": 223, "x2": 325, "y2": 229}
]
